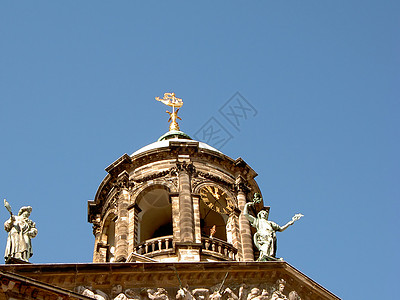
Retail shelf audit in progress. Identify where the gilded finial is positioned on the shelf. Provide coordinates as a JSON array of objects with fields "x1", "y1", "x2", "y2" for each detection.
[{"x1": 155, "y1": 92, "x2": 183, "y2": 131}]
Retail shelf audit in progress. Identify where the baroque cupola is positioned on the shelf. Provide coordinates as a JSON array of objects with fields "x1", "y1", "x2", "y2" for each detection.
[{"x1": 87, "y1": 93, "x2": 262, "y2": 263}]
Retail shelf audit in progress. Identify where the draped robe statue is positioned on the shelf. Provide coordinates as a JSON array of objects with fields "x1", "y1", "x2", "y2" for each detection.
[{"x1": 4, "y1": 206, "x2": 37, "y2": 262}]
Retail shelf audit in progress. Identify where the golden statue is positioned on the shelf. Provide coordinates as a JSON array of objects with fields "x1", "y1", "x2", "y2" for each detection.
[{"x1": 155, "y1": 92, "x2": 183, "y2": 131}]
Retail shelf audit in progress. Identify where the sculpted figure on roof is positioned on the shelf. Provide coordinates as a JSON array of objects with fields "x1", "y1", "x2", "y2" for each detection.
[
  {"x1": 3, "y1": 199, "x2": 38, "y2": 263},
  {"x1": 243, "y1": 194, "x2": 303, "y2": 261}
]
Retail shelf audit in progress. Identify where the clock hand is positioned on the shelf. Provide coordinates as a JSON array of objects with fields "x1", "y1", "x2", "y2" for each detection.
[
  {"x1": 213, "y1": 197, "x2": 224, "y2": 207},
  {"x1": 207, "y1": 186, "x2": 220, "y2": 199}
]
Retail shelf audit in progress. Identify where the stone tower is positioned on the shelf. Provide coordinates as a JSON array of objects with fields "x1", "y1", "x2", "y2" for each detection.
[{"x1": 88, "y1": 129, "x2": 262, "y2": 263}]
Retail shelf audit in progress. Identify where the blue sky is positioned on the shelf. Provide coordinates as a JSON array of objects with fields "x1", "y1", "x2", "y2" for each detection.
[{"x1": 0, "y1": 1, "x2": 398, "y2": 299}]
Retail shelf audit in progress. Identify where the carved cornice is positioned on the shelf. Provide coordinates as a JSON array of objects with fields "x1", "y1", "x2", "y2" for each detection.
[
  {"x1": 130, "y1": 167, "x2": 179, "y2": 193},
  {"x1": 0, "y1": 262, "x2": 340, "y2": 300},
  {"x1": 195, "y1": 170, "x2": 233, "y2": 188},
  {"x1": 132, "y1": 168, "x2": 176, "y2": 183},
  {"x1": 90, "y1": 144, "x2": 260, "y2": 224}
]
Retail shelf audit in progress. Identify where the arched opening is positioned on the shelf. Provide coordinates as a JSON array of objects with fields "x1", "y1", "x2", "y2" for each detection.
[
  {"x1": 99, "y1": 212, "x2": 116, "y2": 262},
  {"x1": 199, "y1": 199, "x2": 227, "y2": 241},
  {"x1": 136, "y1": 185, "x2": 172, "y2": 243},
  {"x1": 106, "y1": 220, "x2": 115, "y2": 262}
]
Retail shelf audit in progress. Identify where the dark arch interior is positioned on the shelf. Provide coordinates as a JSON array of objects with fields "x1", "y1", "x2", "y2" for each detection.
[
  {"x1": 199, "y1": 200, "x2": 227, "y2": 241},
  {"x1": 137, "y1": 186, "x2": 173, "y2": 243}
]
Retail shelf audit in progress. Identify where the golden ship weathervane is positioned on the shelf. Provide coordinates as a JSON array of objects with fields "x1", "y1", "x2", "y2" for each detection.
[{"x1": 155, "y1": 92, "x2": 183, "y2": 131}]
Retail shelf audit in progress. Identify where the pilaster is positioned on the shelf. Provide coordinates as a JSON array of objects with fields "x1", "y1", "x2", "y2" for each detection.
[
  {"x1": 128, "y1": 203, "x2": 141, "y2": 253},
  {"x1": 91, "y1": 216, "x2": 102, "y2": 262},
  {"x1": 170, "y1": 194, "x2": 180, "y2": 242},
  {"x1": 192, "y1": 194, "x2": 202, "y2": 244},
  {"x1": 114, "y1": 172, "x2": 133, "y2": 262},
  {"x1": 177, "y1": 160, "x2": 195, "y2": 243},
  {"x1": 236, "y1": 175, "x2": 254, "y2": 261},
  {"x1": 227, "y1": 209, "x2": 242, "y2": 261}
]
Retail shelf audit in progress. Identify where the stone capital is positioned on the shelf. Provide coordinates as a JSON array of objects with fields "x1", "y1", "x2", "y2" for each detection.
[
  {"x1": 235, "y1": 175, "x2": 250, "y2": 194},
  {"x1": 176, "y1": 161, "x2": 196, "y2": 175},
  {"x1": 92, "y1": 217, "x2": 101, "y2": 236},
  {"x1": 116, "y1": 171, "x2": 134, "y2": 193}
]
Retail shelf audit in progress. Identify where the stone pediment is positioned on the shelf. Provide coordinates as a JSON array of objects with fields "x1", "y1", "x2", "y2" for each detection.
[{"x1": 0, "y1": 262, "x2": 339, "y2": 300}]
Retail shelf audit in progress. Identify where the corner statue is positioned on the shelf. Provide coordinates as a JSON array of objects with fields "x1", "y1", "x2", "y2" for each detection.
[
  {"x1": 243, "y1": 193, "x2": 303, "y2": 261},
  {"x1": 3, "y1": 199, "x2": 37, "y2": 263}
]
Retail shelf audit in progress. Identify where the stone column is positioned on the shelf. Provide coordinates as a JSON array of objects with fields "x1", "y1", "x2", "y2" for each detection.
[
  {"x1": 128, "y1": 203, "x2": 141, "y2": 253},
  {"x1": 178, "y1": 163, "x2": 195, "y2": 243},
  {"x1": 236, "y1": 176, "x2": 254, "y2": 261},
  {"x1": 170, "y1": 194, "x2": 180, "y2": 241},
  {"x1": 175, "y1": 160, "x2": 201, "y2": 261},
  {"x1": 227, "y1": 210, "x2": 242, "y2": 261},
  {"x1": 92, "y1": 217, "x2": 103, "y2": 262},
  {"x1": 114, "y1": 188, "x2": 129, "y2": 262},
  {"x1": 192, "y1": 194, "x2": 202, "y2": 244}
]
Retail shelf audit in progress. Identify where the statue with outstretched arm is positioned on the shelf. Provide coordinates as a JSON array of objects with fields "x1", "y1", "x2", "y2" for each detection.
[{"x1": 243, "y1": 194, "x2": 303, "y2": 261}]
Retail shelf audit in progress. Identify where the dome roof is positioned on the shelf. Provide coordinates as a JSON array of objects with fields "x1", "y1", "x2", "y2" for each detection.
[{"x1": 131, "y1": 137, "x2": 222, "y2": 157}]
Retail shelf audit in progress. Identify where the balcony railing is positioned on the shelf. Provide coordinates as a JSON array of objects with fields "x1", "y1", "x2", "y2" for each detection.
[
  {"x1": 134, "y1": 235, "x2": 174, "y2": 257},
  {"x1": 134, "y1": 235, "x2": 237, "y2": 261},
  {"x1": 201, "y1": 237, "x2": 237, "y2": 261}
]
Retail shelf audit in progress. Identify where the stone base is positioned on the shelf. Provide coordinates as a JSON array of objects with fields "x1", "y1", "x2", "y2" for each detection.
[
  {"x1": 5, "y1": 257, "x2": 31, "y2": 265},
  {"x1": 175, "y1": 243, "x2": 202, "y2": 262}
]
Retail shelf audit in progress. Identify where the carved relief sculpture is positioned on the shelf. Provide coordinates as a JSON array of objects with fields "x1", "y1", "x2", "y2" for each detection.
[
  {"x1": 75, "y1": 283, "x2": 304, "y2": 300},
  {"x1": 271, "y1": 279, "x2": 288, "y2": 300}
]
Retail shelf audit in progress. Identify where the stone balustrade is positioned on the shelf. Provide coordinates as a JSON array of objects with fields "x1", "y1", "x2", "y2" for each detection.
[
  {"x1": 134, "y1": 235, "x2": 174, "y2": 256},
  {"x1": 201, "y1": 237, "x2": 237, "y2": 261},
  {"x1": 134, "y1": 235, "x2": 237, "y2": 261}
]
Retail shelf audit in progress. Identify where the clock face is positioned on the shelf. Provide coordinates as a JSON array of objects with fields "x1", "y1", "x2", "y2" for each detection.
[{"x1": 199, "y1": 185, "x2": 234, "y2": 214}]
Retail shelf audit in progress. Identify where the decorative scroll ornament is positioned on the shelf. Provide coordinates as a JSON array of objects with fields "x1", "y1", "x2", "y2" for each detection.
[{"x1": 155, "y1": 92, "x2": 183, "y2": 131}]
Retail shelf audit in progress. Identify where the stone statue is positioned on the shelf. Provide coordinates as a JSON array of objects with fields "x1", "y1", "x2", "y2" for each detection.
[
  {"x1": 144, "y1": 288, "x2": 169, "y2": 300},
  {"x1": 3, "y1": 199, "x2": 38, "y2": 263},
  {"x1": 176, "y1": 287, "x2": 193, "y2": 300},
  {"x1": 288, "y1": 291, "x2": 301, "y2": 300},
  {"x1": 243, "y1": 194, "x2": 303, "y2": 261},
  {"x1": 112, "y1": 285, "x2": 136, "y2": 300},
  {"x1": 192, "y1": 288, "x2": 210, "y2": 300},
  {"x1": 75, "y1": 285, "x2": 109, "y2": 300},
  {"x1": 271, "y1": 279, "x2": 287, "y2": 300},
  {"x1": 248, "y1": 288, "x2": 268, "y2": 300}
]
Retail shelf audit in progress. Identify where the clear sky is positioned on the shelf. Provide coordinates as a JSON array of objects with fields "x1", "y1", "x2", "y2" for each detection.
[{"x1": 0, "y1": 1, "x2": 398, "y2": 299}]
